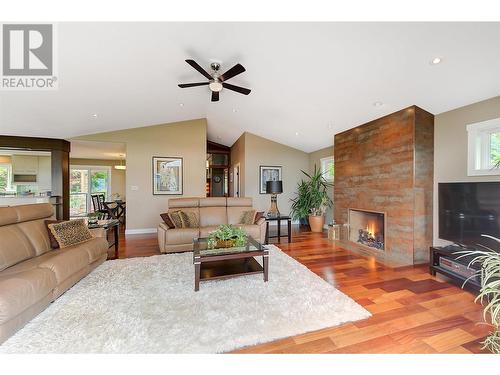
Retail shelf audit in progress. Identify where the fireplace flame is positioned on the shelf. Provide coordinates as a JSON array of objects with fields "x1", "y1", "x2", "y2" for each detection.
[{"x1": 366, "y1": 220, "x2": 377, "y2": 237}]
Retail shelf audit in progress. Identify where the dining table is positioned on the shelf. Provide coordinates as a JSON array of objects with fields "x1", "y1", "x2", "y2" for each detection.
[{"x1": 104, "y1": 199, "x2": 126, "y2": 225}]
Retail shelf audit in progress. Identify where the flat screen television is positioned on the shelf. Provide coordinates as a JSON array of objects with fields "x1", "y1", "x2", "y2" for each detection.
[{"x1": 439, "y1": 182, "x2": 500, "y2": 251}]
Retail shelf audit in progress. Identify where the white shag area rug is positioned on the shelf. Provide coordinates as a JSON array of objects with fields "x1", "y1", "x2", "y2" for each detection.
[{"x1": 0, "y1": 245, "x2": 370, "y2": 353}]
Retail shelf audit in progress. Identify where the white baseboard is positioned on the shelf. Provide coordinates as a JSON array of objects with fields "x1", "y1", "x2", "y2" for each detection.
[{"x1": 125, "y1": 228, "x2": 157, "y2": 235}]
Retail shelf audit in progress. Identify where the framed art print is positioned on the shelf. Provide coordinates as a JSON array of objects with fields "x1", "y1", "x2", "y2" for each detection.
[
  {"x1": 152, "y1": 156, "x2": 183, "y2": 195},
  {"x1": 259, "y1": 165, "x2": 282, "y2": 194}
]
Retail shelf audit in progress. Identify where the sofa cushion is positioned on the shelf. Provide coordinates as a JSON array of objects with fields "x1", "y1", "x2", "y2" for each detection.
[
  {"x1": 235, "y1": 224, "x2": 261, "y2": 241},
  {"x1": 0, "y1": 225, "x2": 36, "y2": 272},
  {"x1": 0, "y1": 251, "x2": 58, "y2": 277},
  {"x1": 48, "y1": 219, "x2": 93, "y2": 248},
  {"x1": 73, "y1": 237, "x2": 108, "y2": 263},
  {"x1": 17, "y1": 219, "x2": 53, "y2": 256},
  {"x1": 227, "y1": 197, "x2": 252, "y2": 207},
  {"x1": 0, "y1": 268, "x2": 56, "y2": 324},
  {"x1": 168, "y1": 198, "x2": 199, "y2": 209},
  {"x1": 227, "y1": 206, "x2": 252, "y2": 225},
  {"x1": 166, "y1": 228, "x2": 199, "y2": 245},
  {"x1": 38, "y1": 247, "x2": 90, "y2": 283},
  {"x1": 199, "y1": 225, "x2": 220, "y2": 238},
  {"x1": 13, "y1": 203, "x2": 54, "y2": 223},
  {"x1": 199, "y1": 207, "x2": 227, "y2": 227}
]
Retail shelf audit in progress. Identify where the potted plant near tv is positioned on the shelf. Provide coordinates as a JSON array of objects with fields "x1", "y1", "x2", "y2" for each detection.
[
  {"x1": 459, "y1": 235, "x2": 500, "y2": 353},
  {"x1": 290, "y1": 166, "x2": 333, "y2": 232}
]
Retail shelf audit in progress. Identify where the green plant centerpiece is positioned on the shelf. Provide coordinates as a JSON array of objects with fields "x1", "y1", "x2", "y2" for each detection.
[
  {"x1": 290, "y1": 165, "x2": 333, "y2": 232},
  {"x1": 458, "y1": 234, "x2": 500, "y2": 354},
  {"x1": 207, "y1": 224, "x2": 248, "y2": 249}
]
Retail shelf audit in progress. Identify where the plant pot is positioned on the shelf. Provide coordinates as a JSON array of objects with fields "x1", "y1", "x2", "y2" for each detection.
[
  {"x1": 299, "y1": 217, "x2": 309, "y2": 226},
  {"x1": 308, "y1": 214, "x2": 325, "y2": 232},
  {"x1": 215, "y1": 239, "x2": 237, "y2": 248}
]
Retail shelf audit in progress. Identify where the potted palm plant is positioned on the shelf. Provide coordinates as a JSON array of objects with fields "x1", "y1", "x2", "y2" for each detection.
[
  {"x1": 459, "y1": 235, "x2": 500, "y2": 353},
  {"x1": 290, "y1": 165, "x2": 333, "y2": 232}
]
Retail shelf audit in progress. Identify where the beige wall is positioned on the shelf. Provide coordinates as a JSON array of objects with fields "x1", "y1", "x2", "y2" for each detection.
[
  {"x1": 238, "y1": 132, "x2": 310, "y2": 216},
  {"x1": 75, "y1": 119, "x2": 207, "y2": 231},
  {"x1": 70, "y1": 158, "x2": 126, "y2": 200},
  {"x1": 434, "y1": 96, "x2": 500, "y2": 245},
  {"x1": 229, "y1": 133, "x2": 245, "y2": 197},
  {"x1": 308, "y1": 146, "x2": 334, "y2": 225}
]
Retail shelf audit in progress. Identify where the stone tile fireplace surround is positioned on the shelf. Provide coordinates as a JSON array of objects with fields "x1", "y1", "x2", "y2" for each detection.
[{"x1": 334, "y1": 106, "x2": 434, "y2": 266}]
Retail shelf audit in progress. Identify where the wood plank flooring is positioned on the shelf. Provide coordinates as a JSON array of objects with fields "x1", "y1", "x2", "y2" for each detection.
[{"x1": 114, "y1": 225, "x2": 490, "y2": 354}]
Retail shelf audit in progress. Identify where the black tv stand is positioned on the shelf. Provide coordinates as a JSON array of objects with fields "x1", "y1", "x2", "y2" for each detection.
[{"x1": 429, "y1": 246, "x2": 481, "y2": 292}]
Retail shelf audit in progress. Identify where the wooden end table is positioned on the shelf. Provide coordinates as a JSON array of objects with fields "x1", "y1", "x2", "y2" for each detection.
[
  {"x1": 264, "y1": 215, "x2": 292, "y2": 244},
  {"x1": 88, "y1": 219, "x2": 120, "y2": 260},
  {"x1": 193, "y1": 236, "x2": 269, "y2": 292}
]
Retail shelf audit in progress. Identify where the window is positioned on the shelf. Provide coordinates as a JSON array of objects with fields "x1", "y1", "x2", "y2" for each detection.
[
  {"x1": 467, "y1": 117, "x2": 500, "y2": 176},
  {"x1": 0, "y1": 164, "x2": 13, "y2": 192},
  {"x1": 320, "y1": 156, "x2": 334, "y2": 181}
]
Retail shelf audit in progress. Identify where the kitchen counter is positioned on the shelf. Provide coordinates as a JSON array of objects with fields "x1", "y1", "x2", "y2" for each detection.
[{"x1": 0, "y1": 196, "x2": 51, "y2": 207}]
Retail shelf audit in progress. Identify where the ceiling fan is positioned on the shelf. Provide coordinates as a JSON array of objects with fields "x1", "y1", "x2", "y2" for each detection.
[{"x1": 178, "y1": 59, "x2": 251, "y2": 102}]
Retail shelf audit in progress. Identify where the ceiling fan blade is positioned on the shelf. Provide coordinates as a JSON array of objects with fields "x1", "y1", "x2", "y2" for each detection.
[
  {"x1": 178, "y1": 82, "x2": 209, "y2": 88},
  {"x1": 211, "y1": 91, "x2": 219, "y2": 102},
  {"x1": 185, "y1": 59, "x2": 213, "y2": 80},
  {"x1": 218, "y1": 63, "x2": 245, "y2": 82},
  {"x1": 222, "y1": 82, "x2": 251, "y2": 95}
]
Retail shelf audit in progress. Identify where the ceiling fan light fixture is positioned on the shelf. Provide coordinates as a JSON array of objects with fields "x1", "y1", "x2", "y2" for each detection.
[{"x1": 209, "y1": 81, "x2": 223, "y2": 92}]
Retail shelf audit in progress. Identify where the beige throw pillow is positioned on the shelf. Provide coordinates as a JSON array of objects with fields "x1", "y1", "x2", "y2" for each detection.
[
  {"x1": 167, "y1": 211, "x2": 184, "y2": 228},
  {"x1": 48, "y1": 219, "x2": 93, "y2": 248},
  {"x1": 239, "y1": 210, "x2": 256, "y2": 225},
  {"x1": 180, "y1": 211, "x2": 199, "y2": 228}
]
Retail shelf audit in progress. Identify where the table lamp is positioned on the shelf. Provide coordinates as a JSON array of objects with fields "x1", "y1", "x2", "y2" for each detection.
[{"x1": 266, "y1": 180, "x2": 283, "y2": 218}]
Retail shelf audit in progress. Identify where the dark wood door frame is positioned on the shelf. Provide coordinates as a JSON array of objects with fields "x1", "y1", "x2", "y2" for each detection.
[{"x1": 0, "y1": 135, "x2": 71, "y2": 220}]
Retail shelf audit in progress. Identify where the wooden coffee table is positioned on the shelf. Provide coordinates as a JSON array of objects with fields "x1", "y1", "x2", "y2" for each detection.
[{"x1": 193, "y1": 236, "x2": 269, "y2": 291}]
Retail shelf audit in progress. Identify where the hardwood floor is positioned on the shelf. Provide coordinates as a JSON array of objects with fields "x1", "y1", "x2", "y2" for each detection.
[{"x1": 114, "y1": 225, "x2": 490, "y2": 354}]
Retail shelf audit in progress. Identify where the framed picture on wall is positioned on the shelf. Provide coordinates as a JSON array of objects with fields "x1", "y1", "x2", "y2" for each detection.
[
  {"x1": 259, "y1": 165, "x2": 282, "y2": 194},
  {"x1": 152, "y1": 156, "x2": 183, "y2": 195}
]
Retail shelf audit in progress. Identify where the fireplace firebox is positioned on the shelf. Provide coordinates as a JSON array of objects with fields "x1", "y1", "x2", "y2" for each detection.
[{"x1": 348, "y1": 209, "x2": 385, "y2": 250}]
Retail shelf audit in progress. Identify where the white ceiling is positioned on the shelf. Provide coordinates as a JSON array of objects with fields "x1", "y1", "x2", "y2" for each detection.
[
  {"x1": 70, "y1": 140, "x2": 126, "y2": 160},
  {"x1": 1, "y1": 22, "x2": 500, "y2": 152}
]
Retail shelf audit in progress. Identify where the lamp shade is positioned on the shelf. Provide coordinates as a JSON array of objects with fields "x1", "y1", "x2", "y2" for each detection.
[{"x1": 266, "y1": 180, "x2": 283, "y2": 194}]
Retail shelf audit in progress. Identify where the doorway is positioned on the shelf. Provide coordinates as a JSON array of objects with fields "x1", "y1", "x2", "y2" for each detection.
[{"x1": 70, "y1": 166, "x2": 111, "y2": 217}]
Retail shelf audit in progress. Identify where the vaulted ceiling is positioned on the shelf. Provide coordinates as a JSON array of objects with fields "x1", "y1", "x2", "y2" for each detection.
[{"x1": 1, "y1": 22, "x2": 500, "y2": 152}]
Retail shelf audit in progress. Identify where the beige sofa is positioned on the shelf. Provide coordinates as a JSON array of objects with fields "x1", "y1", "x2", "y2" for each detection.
[
  {"x1": 0, "y1": 203, "x2": 108, "y2": 344},
  {"x1": 158, "y1": 197, "x2": 266, "y2": 253}
]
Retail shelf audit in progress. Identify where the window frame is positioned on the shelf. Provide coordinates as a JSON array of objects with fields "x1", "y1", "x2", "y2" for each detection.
[
  {"x1": 467, "y1": 117, "x2": 500, "y2": 176},
  {"x1": 320, "y1": 156, "x2": 334, "y2": 182}
]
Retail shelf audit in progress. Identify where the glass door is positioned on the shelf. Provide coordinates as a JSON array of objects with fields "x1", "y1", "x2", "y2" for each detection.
[{"x1": 70, "y1": 166, "x2": 110, "y2": 217}]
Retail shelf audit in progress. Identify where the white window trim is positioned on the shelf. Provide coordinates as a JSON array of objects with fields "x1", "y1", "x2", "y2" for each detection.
[
  {"x1": 320, "y1": 156, "x2": 334, "y2": 182},
  {"x1": 467, "y1": 117, "x2": 500, "y2": 176}
]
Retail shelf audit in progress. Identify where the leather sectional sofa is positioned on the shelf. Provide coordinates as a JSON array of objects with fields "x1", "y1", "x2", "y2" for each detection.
[
  {"x1": 158, "y1": 197, "x2": 266, "y2": 253},
  {"x1": 0, "y1": 203, "x2": 108, "y2": 344}
]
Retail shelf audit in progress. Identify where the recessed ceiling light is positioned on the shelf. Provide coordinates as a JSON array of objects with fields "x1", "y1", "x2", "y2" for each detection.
[
  {"x1": 179, "y1": 103, "x2": 184, "y2": 107},
  {"x1": 232, "y1": 109, "x2": 237, "y2": 113},
  {"x1": 431, "y1": 57, "x2": 442, "y2": 65},
  {"x1": 91, "y1": 113, "x2": 98, "y2": 118},
  {"x1": 295, "y1": 132, "x2": 299, "y2": 136},
  {"x1": 373, "y1": 101, "x2": 383, "y2": 107}
]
